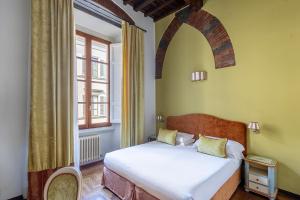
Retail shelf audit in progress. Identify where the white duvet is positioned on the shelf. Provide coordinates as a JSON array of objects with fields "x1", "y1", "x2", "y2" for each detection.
[{"x1": 104, "y1": 141, "x2": 241, "y2": 200}]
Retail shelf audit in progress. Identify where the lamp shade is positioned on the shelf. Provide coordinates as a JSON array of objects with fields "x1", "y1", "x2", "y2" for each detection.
[
  {"x1": 156, "y1": 114, "x2": 164, "y2": 122},
  {"x1": 191, "y1": 71, "x2": 207, "y2": 81},
  {"x1": 248, "y1": 122, "x2": 260, "y2": 133}
]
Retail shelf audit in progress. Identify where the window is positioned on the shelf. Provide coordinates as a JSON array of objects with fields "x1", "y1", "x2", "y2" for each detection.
[{"x1": 76, "y1": 31, "x2": 111, "y2": 129}]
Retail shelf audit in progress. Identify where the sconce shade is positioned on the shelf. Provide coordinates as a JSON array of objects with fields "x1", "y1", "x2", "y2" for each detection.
[
  {"x1": 156, "y1": 114, "x2": 164, "y2": 122},
  {"x1": 192, "y1": 71, "x2": 207, "y2": 81},
  {"x1": 248, "y1": 122, "x2": 260, "y2": 133}
]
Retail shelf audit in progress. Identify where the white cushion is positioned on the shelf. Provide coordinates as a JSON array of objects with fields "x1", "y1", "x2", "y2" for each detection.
[{"x1": 176, "y1": 132, "x2": 195, "y2": 145}]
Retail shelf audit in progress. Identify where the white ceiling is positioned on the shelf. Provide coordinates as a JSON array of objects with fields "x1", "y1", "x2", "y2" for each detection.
[{"x1": 74, "y1": 8, "x2": 121, "y2": 43}]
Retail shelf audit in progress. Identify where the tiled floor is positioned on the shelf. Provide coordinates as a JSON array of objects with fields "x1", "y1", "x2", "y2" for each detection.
[{"x1": 81, "y1": 163, "x2": 297, "y2": 200}]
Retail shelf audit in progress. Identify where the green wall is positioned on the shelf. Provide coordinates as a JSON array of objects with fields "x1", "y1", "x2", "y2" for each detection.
[{"x1": 156, "y1": 0, "x2": 300, "y2": 194}]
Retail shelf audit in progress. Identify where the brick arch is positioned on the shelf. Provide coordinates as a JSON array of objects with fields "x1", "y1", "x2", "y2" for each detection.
[{"x1": 156, "y1": 8, "x2": 235, "y2": 79}]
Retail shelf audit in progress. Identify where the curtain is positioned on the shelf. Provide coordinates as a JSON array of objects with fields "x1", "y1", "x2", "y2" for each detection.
[
  {"x1": 28, "y1": 0, "x2": 74, "y2": 199},
  {"x1": 121, "y1": 21, "x2": 145, "y2": 148}
]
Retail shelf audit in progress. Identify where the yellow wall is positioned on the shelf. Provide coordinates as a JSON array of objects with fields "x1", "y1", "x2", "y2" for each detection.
[{"x1": 156, "y1": 0, "x2": 300, "y2": 194}]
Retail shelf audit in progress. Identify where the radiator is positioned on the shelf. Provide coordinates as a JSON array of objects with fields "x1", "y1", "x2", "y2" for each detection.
[{"x1": 80, "y1": 135, "x2": 102, "y2": 166}]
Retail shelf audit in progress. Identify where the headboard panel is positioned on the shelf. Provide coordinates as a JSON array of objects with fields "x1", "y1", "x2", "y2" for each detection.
[{"x1": 166, "y1": 113, "x2": 247, "y2": 154}]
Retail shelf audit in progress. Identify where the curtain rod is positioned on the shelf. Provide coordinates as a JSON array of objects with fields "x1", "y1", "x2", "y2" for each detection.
[
  {"x1": 127, "y1": 23, "x2": 147, "y2": 33},
  {"x1": 74, "y1": 1, "x2": 147, "y2": 33}
]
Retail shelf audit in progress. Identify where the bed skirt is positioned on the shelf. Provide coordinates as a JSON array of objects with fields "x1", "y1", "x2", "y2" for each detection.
[{"x1": 102, "y1": 166, "x2": 241, "y2": 200}]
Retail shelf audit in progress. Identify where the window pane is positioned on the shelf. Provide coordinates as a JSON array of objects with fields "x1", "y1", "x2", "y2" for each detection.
[
  {"x1": 77, "y1": 81, "x2": 86, "y2": 102},
  {"x1": 91, "y1": 82, "x2": 109, "y2": 124},
  {"x1": 92, "y1": 40, "x2": 108, "y2": 63},
  {"x1": 78, "y1": 102, "x2": 86, "y2": 125},
  {"x1": 92, "y1": 82, "x2": 108, "y2": 103},
  {"x1": 76, "y1": 35, "x2": 85, "y2": 58},
  {"x1": 77, "y1": 58, "x2": 86, "y2": 79},
  {"x1": 91, "y1": 103, "x2": 109, "y2": 124},
  {"x1": 92, "y1": 62, "x2": 108, "y2": 82}
]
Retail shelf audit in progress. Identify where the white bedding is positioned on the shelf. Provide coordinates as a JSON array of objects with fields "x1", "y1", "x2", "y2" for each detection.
[{"x1": 104, "y1": 141, "x2": 242, "y2": 200}]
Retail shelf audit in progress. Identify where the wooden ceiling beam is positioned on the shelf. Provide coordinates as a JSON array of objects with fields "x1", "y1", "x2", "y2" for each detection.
[
  {"x1": 134, "y1": 0, "x2": 156, "y2": 11},
  {"x1": 184, "y1": 0, "x2": 203, "y2": 10},
  {"x1": 123, "y1": 0, "x2": 203, "y2": 21},
  {"x1": 153, "y1": 1, "x2": 188, "y2": 21},
  {"x1": 190, "y1": 0, "x2": 203, "y2": 11},
  {"x1": 145, "y1": 0, "x2": 175, "y2": 17},
  {"x1": 123, "y1": 0, "x2": 131, "y2": 5},
  {"x1": 93, "y1": 0, "x2": 135, "y2": 24}
]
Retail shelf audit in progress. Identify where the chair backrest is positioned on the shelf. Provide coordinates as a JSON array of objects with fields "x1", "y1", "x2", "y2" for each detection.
[{"x1": 43, "y1": 167, "x2": 82, "y2": 200}]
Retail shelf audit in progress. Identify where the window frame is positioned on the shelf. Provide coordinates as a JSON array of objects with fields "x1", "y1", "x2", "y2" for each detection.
[{"x1": 76, "y1": 30, "x2": 111, "y2": 129}]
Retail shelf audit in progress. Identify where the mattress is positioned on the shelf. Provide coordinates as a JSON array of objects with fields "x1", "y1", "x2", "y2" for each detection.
[{"x1": 104, "y1": 141, "x2": 242, "y2": 200}]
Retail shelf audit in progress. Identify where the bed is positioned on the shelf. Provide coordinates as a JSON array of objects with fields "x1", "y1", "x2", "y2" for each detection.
[{"x1": 102, "y1": 114, "x2": 247, "y2": 200}]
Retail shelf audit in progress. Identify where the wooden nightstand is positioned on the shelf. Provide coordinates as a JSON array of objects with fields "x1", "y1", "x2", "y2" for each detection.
[
  {"x1": 244, "y1": 155, "x2": 278, "y2": 200},
  {"x1": 148, "y1": 135, "x2": 157, "y2": 142}
]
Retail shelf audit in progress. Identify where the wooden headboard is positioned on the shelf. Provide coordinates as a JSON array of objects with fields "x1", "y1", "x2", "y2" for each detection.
[{"x1": 166, "y1": 113, "x2": 247, "y2": 154}]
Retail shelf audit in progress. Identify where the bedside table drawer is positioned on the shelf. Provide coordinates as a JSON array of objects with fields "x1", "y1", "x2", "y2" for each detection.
[
  {"x1": 249, "y1": 182, "x2": 269, "y2": 195},
  {"x1": 249, "y1": 173, "x2": 268, "y2": 186}
]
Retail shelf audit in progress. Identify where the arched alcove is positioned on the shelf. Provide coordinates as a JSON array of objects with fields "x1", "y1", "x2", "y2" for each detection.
[{"x1": 156, "y1": 8, "x2": 235, "y2": 79}]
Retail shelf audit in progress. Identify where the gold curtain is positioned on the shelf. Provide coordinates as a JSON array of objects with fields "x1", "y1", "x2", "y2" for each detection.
[
  {"x1": 28, "y1": 0, "x2": 74, "y2": 199},
  {"x1": 121, "y1": 21, "x2": 145, "y2": 148}
]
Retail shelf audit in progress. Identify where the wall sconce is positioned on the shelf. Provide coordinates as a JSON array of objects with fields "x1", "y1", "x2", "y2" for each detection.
[
  {"x1": 248, "y1": 122, "x2": 260, "y2": 133},
  {"x1": 156, "y1": 114, "x2": 165, "y2": 136},
  {"x1": 191, "y1": 71, "x2": 207, "y2": 81},
  {"x1": 156, "y1": 114, "x2": 165, "y2": 123}
]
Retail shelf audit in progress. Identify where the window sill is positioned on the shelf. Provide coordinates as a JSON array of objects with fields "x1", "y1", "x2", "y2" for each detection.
[
  {"x1": 111, "y1": 120, "x2": 121, "y2": 123},
  {"x1": 79, "y1": 126, "x2": 115, "y2": 137}
]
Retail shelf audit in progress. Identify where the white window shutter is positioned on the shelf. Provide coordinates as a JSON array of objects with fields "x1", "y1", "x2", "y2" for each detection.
[{"x1": 110, "y1": 43, "x2": 122, "y2": 123}]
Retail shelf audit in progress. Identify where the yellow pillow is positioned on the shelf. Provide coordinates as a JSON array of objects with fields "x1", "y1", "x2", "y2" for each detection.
[
  {"x1": 157, "y1": 128, "x2": 177, "y2": 145},
  {"x1": 197, "y1": 135, "x2": 228, "y2": 158}
]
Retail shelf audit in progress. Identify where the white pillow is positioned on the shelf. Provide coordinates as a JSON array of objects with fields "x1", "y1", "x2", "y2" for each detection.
[
  {"x1": 226, "y1": 140, "x2": 245, "y2": 160},
  {"x1": 176, "y1": 132, "x2": 195, "y2": 145},
  {"x1": 177, "y1": 138, "x2": 195, "y2": 146},
  {"x1": 193, "y1": 136, "x2": 245, "y2": 160}
]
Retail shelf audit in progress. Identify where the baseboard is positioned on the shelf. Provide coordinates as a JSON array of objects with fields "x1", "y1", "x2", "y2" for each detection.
[
  {"x1": 279, "y1": 188, "x2": 300, "y2": 199},
  {"x1": 8, "y1": 195, "x2": 24, "y2": 200}
]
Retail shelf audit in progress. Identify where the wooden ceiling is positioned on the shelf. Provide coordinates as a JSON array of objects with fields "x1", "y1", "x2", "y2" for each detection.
[{"x1": 123, "y1": 0, "x2": 194, "y2": 21}]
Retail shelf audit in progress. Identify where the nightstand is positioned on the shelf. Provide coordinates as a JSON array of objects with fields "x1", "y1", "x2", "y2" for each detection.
[
  {"x1": 148, "y1": 135, "x2": 157, "y2": 142},
  {"x1": 244, "y1": 155, "x2": 278, "y2": 200}
]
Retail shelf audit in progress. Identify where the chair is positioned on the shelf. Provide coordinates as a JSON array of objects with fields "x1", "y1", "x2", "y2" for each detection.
[{"x1": 43, "y1": 167, "x2": 82, "y2": 200}]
